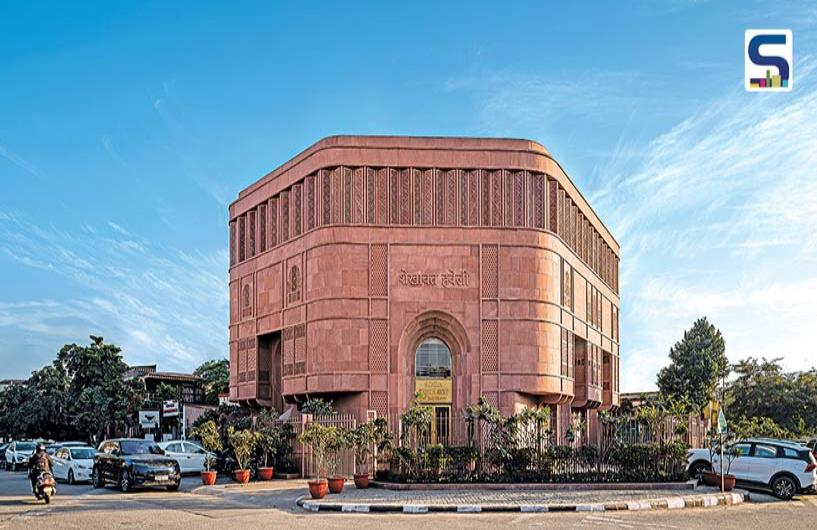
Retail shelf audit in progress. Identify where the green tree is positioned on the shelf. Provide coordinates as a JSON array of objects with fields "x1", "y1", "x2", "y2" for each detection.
[
  {"x1": 194, "y1": 359, "x2": 229, "y2": 405},
  {"x1": 25, "y1": 364, "x2": 73, "y2": 439},
  {"x1": 656, "y1": 317, "x2": 729, "y2": 411},
  {"x1": 0, "y1": 382, "x2": 32, "y2": 439},
  {"x1": 58, "y1": 335, "x2": 141, "y2": 443},
  {"x1": 726, "y1": 357, "x2": 817, "y2": 435}
]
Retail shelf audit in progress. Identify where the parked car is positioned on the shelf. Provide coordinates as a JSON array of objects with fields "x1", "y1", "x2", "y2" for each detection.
[
  {"x1": 57, "y1": 441, "x2": 90, "y2": 448},
  {"x1": 46, "y1": 441, "x2": 87, "y2": 455},
  {"x1": 157, "y1": 440, "x2": 214, "y2": 474},
  {"x1": 92, "y1": 439, "x2": 181, "y2": 492},
  {"x1": 687, "y1": 437, "x2": 817, "y2": 500},
  {"x1": 0, "y1": 443, "x2": 8, "y2": 470},
  {"x1": 52, "y1": 446, "x2": 95, "y2": 484},
  {"x1": 4, "y1": 441, "x2": 37, "y2": 471}
]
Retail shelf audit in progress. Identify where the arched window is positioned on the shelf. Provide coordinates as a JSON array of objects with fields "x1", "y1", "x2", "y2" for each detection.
[{"x1": 415, "y1": 338, "x2": 452, "y2": 379}]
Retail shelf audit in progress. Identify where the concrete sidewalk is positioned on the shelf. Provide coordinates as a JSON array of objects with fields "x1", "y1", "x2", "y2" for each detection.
[
  {"x1": 296, "y1": 485, "x2": 748, "y2": 514},
  {"x1": 189, "y1": 479, "x2": 769, "y2": 515}
]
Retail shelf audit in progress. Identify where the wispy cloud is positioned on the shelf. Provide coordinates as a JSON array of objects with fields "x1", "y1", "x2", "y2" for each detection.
[
  {"x1": 0, "y1": 214, "x2": 227, "y2": 376},
  {"x1": 0, "y1": 143, "x2": 43, "y2": 179},
  {"x1": 449, "y1": 42, "x2": 817, "y2": 391},
  {"x1": 589, "y1": 56, "x2": 817, "y2": 390},
  {"x1": 444, "y1": 69, "x2": 684, "y2": 138}
]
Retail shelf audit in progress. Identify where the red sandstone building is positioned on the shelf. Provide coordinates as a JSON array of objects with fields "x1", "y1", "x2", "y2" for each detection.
[{"x1": 228, "y1": 136, "x2": 620, "y2": 444}]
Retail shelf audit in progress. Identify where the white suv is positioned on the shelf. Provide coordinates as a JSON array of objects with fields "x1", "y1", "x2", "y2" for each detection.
[
  {"x1": 4, "y1": 441, "x2": 37, "y2": 471},
  {"x1": 687, "y1": 438, "x2": 817, "y2": 500}
]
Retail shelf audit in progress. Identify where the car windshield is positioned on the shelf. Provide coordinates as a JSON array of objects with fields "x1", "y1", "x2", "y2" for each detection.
[
  {"x1": 119, "y1": 441, "x2": 164, "y2": 456},
  {"x1": 17, "y1": 442, "x2": 36, "y2": 451},
  {"x1": 70, "y1": 448, "x2": 95, "y2": 459}
]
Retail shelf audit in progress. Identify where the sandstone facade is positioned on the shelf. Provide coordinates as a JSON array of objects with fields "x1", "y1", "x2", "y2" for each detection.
[{"x1": 229, "y1": 136, "x2": 620, "y2": 444}]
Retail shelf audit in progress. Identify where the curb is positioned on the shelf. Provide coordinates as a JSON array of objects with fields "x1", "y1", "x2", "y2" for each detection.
[{"x1": 296, "y1": 491, "x2": 747, "y2": 514}]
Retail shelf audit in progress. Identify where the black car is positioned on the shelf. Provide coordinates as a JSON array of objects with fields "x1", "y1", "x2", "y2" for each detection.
[{"x1": 92, "y1": 439, "x2": 181, "y2": 492}]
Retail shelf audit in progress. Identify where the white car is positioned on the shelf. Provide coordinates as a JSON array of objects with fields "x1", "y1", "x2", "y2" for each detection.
[
  {"x1": 688, "y1": 437, "x2": 817, "y2": 500},
  {"x1": 4, "y1": 441, "x2": 36, "y2": 471},
  {"x1": 51, "y1": 446, "x2": 95, "y2": 484},
  {"x1": 158, "y1": 440, "x2": 212, "y2": 473}
]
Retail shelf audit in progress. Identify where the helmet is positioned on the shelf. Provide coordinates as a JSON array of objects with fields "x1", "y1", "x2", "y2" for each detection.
[{"x1": 36, "y1": 443, "x2": 46, "y2": 453}]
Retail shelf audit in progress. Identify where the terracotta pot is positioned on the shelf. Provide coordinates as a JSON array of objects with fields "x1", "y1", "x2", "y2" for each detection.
[
  {"x1": 258, "y1": 467, "x2": 275, "y2": 480},
  {"x1": 308, "y1": 479, "x2": 328, "y2": 499},
  {"x1": 701, "y1": 470, "x2": 736, "y2": 490},
  {"x1": 353, "y1": 474, "x2": 370, "y2": 489},
  {"x1": 327, "y1": 476, "x2": 345, "y2": 494},
  {"x1": 200, "y1": 470, "x2": 217, "y2": 486},
  {"x1": 701, "y1": 470, "x2": 720, "y2": 487},
  {"x1": 233, "y1": 469, "x2": 251, "y2": 484}
]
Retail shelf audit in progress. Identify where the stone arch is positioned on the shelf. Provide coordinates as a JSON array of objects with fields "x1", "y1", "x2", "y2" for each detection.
[
  {"x1": 398, "y1": 310, "x2": 471, "y2": 367},
  {"x1": 397, "y1": 311, "x2": 472, "y2": 440}
]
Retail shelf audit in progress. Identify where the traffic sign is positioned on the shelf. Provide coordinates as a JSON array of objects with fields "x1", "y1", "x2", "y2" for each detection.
[{"x1": 717, "y1": 409, "x2": 728, "y2": 434}]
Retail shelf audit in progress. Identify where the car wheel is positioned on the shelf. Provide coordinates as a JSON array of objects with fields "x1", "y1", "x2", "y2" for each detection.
[
  {"x1": 68, "y1": 470, "x2": 75, "y2": 485},
  {"x1": 92, "y1": 467, "x2": 103, "y2": 489},
  {"x1": 772, "y1": 475, "x2": 797, "y2": 500},
  {"x1": 689, "y1": 460, "x2": 711, "y2": 479},
  {"x1": 167, "y1": 482, "x2": 180, "y2": 492},
  {"x1": 119, "y1": 470, "x2": 131, "y2": 493}
]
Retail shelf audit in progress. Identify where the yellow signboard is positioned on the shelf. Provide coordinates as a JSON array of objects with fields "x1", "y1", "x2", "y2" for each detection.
[{"x1": 415, "y1": 379, "x2": 452, "y2": 403}]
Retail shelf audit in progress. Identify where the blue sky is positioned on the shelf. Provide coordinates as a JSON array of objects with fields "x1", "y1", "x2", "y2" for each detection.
[{"x1": 2, "y1": 1, "x2": 816, "y2": 390}]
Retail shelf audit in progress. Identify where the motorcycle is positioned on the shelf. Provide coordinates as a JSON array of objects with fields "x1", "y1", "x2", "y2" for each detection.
[{"x1": 33, "y1": 472, "x2": 56, "y2": 504}]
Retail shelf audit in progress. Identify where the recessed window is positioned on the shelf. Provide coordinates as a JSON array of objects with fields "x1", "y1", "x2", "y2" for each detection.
[{"x1": 415, "y1": 338, "x2": 451, "y2": 378}]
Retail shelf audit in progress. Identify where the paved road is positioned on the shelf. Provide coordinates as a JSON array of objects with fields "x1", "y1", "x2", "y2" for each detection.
[{"x1": 1, "y1": 469, "x2": 816, "y2": 529}]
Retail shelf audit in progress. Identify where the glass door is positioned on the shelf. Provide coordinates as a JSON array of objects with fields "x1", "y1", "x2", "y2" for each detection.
[{"x1": 431, "y1": 405, "x2": 451, "y2": 446}]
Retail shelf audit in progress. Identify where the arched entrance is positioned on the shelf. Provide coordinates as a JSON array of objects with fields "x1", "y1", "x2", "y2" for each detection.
[
  {"x1": 397, "y1": 310, "x2": 471, "y2": 445},
  {"x1": 415, "y1": 337, "x2": 452, "y2": 445}
]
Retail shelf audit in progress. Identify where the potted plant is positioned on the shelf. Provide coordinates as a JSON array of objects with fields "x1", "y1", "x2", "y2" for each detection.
[
  {"x1": 718, "y1": 438, "x2": 741, "y2": 491},
  {"x1": 255, "y1": 410, "x2": 280, "y2": 481},
  {"x1": 326, "y1": 428, "x2": 352, "y2": 493},
  {"x1": 702, "y1": 430, "x2": 739, "y2": 490},
  {"x1": 256, "y1": 430, "x2": 279, "y2": 480},
  {"x1": 299, "y1": 422, "x2": 335, "y2": 499},
  {"x1": 192, "y1": 420, "x2": 222, "y2": 486},
  {"x1": 227, "y1": 426, "x2": 258, "y2": 484},
  {"x1": 349, "y1": 418, "x2": 390, "y2": 489}
]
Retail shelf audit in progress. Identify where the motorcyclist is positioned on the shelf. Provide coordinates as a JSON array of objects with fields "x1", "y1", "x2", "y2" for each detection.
[{"x1": 27, "y1": 443, "x2": 52, "y2": 493}]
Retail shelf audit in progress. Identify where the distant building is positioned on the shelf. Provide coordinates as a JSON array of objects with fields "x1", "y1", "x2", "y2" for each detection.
[
  {"x1": 619, "y1": 391, "x2": 660, "y2": 409},
  {"x1": 126, "y1": 365, "x2": 208, "y2": 440},
  {"x1": 0, "y1": 379, "x2": 24, "y2": 392},
  {"x1": 125, "y1": 365, "x2": 206, "y2": 405}
]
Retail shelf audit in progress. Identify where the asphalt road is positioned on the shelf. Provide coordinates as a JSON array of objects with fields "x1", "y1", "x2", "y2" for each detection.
[{"x1": 1, "y1": 469, "x2": 816, "y2": 529}]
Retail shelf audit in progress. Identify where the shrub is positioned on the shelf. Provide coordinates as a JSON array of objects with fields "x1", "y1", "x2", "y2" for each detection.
[
  {"x1": 227, "y1": 426, "x2": 258, "y2": 472},
  {"x1": 300, "y1": 423, "x2": 337, "y2": 479},
  {"x1": 191, "y1": 420, "x2": 222, "y2": 472},
  {"x1": 349, "y1": 417, "x2": 391, "y2": 475},
  {"x1": 300, "y1": 397, "x2": 333, "y2": 416}
]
